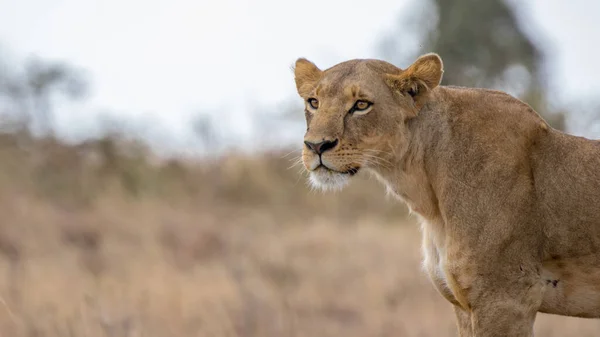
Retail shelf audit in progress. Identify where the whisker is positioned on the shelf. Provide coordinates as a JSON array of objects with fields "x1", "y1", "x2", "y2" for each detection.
[
  {"x1": 280, "y1": 148, "x2": 303, "y2": 159},
  {"x1": 361, "y1": 153, "x2": 393, "y2": 164},
  {"x1": 365, "y1": 148, "x2": 393, "y2": 155},
  {"x1": 364, "y1": 150, "x2": 394, "y2": 161},
  {"x1": 293, "y1": 166, "x2": 306, "y2": 186},
  {"x1": 361, "y1": 157, "x2": 388, "y2": 170},
  {"x1": 363, "y1": 149, "x2": 396, "y2": 168},
  {"x1": 295, "y1": 162, "x2": 308, "y2": 174},
  {"x1": 287, "y1": 156, "x2": 304, "y2": 170},
  {"x1": 361, "y1": 154, "x2": 394, "y2": 170}
]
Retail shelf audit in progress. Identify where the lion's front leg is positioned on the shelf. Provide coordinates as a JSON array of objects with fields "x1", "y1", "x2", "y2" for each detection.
[
  {"x1": 444, "y1": 247, "x2": 544, "y2": 337},
  {"x1": 470, "y1": 288, "x2": 540, "y2": 337},
  {"x1": 451, "y1": 267, "x2": 543, "y2": 337},
  {"x1": 454, "y1": 306, "x2": 474, "y2": 337}
]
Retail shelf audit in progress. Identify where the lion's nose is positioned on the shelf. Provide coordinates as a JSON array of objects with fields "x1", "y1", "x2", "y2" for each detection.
[{"x1": 304, "y1": 139, "x2": 338, "y2": 155}]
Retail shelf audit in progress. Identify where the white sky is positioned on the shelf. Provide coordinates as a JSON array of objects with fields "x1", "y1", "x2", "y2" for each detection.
[{"x1": 1, "y1": 0, "x2": 600, "y2": 152}]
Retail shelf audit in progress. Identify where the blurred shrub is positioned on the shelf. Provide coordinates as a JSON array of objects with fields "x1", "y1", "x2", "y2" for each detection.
[{"x1": 0, "y1": 129, "x2": 408, "y2": 221}]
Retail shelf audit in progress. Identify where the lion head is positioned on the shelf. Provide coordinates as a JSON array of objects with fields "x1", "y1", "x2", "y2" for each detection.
[{"x1": 293, "y1": 53, "x2": 444, "y2": 191}]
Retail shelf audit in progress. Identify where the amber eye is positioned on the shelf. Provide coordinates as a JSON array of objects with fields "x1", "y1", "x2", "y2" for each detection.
[
  {"x1": 349, "y1": 100, "x2": 373, "y2": 115},
  {"x1": 355, "y1": 100, "x2": 370, "y2": 110},
  {"x1": 307, "y1": 98, "x2": 319, "y2": 109}
]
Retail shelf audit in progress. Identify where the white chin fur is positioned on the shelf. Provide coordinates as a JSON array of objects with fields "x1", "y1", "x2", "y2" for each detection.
[{"x1": 308, "y1": 169, "x2": 350, "y2": 192}]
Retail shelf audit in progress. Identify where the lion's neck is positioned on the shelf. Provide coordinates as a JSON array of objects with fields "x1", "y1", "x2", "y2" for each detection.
[
  {"x1": 370, "y1": 149, "x2": 440, "y2": 221},
  {"x1": 369, "y1": 109, "x2": 441, "y2": 221}
]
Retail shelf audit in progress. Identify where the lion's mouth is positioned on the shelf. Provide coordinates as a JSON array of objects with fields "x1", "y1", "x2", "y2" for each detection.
[
  {"x1": 316, "y1": 164, "x2": 360, "y2": 176},
  {"x1": 343, "y1": 167, "x2": 360, "y2": 176}
]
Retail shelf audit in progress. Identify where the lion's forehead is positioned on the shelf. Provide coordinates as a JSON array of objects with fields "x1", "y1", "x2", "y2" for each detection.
[
  {"x1": 325, "y1": 58, "x2": 401, "y2": 75},
  {"x1": 314, "y1": 61, "x2": 396, "y2": 100},
  {"x1": 316, "y1": 77, "x2": 377, "y2": 102},
  {"x1": 315, "y1": 75, "x2": 356, "y2": 97}
]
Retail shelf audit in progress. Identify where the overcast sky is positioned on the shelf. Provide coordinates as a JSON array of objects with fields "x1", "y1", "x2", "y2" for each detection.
[{"x1": 1, "y1": 0, "x2": 599, "y2": 153}]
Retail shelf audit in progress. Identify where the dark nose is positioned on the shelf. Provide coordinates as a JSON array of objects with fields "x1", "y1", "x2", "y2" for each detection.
[{"x1": 304, "y1": 139, "x2": 338, "y2": 155}]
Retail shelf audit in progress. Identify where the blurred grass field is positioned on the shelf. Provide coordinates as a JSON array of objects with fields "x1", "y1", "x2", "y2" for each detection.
[{"x1": 0, "y1": 130, "x2": 598, "y2": 337}]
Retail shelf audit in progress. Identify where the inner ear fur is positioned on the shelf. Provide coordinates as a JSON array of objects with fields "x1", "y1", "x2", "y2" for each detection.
[
  {"x1": 294, "y1": 58, "x2": 323, "y2": 97},
  {"x1": 385, "y1": 53, "x2": 444, "y2": 108}
]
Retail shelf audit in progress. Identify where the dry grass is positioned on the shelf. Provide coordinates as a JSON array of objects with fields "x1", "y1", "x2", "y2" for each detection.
[{"x1": 0, "y1": 131, "x2": 598, "y2": 336}]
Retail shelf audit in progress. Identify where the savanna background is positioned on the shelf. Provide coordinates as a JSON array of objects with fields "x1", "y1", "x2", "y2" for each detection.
[{"x1": 0, "y1": 0, "x2": 600, "y2": 336}]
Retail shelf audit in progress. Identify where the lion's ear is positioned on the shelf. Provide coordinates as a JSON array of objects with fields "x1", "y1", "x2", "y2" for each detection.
[
  {"x1": 385, "y1": 53, "x2": 443, "y2": 107},
  {"x1": 294, "y1": 58, "x2": 322, "y2": 97}
]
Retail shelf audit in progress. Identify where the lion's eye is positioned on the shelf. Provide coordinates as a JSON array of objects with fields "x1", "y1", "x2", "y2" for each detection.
[
  {"x1": 307, "y1": 98, "x2": 319, "y2": 110},
  {"x1": 349, "y1": 100, "x2": 373, "y2": 115},
  {"x1": 355, "y1": 101, "x2": 370, "y2": 110}
]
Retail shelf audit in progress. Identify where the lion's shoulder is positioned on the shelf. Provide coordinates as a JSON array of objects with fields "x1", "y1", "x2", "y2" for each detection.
[{"x1": 426, "y1": 85, "x2": 549, "y2": 133}]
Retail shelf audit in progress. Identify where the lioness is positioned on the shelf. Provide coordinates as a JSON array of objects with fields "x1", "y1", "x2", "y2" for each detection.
[{"x1": 293, "y1": 53, "x2": 600, "y2": 336}]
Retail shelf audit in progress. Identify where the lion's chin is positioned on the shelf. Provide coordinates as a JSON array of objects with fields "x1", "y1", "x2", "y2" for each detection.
[{"x1": 308, "y1": 166, "x2": 354, "y2": 192}]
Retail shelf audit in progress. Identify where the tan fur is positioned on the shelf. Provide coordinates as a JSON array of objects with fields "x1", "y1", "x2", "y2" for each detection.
[{"x1": 293, "y1": 53, "x2": 600, "y2": 336}]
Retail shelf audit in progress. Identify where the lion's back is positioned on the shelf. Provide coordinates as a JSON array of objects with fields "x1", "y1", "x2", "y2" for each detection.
[
  {"x1": 532, "y1": 130, "x2": 600, "y2": 257},
  {"x1": 431, "y1": 85, "x2": 600, "y2": 258}
]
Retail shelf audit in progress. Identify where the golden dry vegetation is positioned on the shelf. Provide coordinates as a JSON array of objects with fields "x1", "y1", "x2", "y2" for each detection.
[{"x1": 0, "y1": 131, "x2": 598, "y2": 336}]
